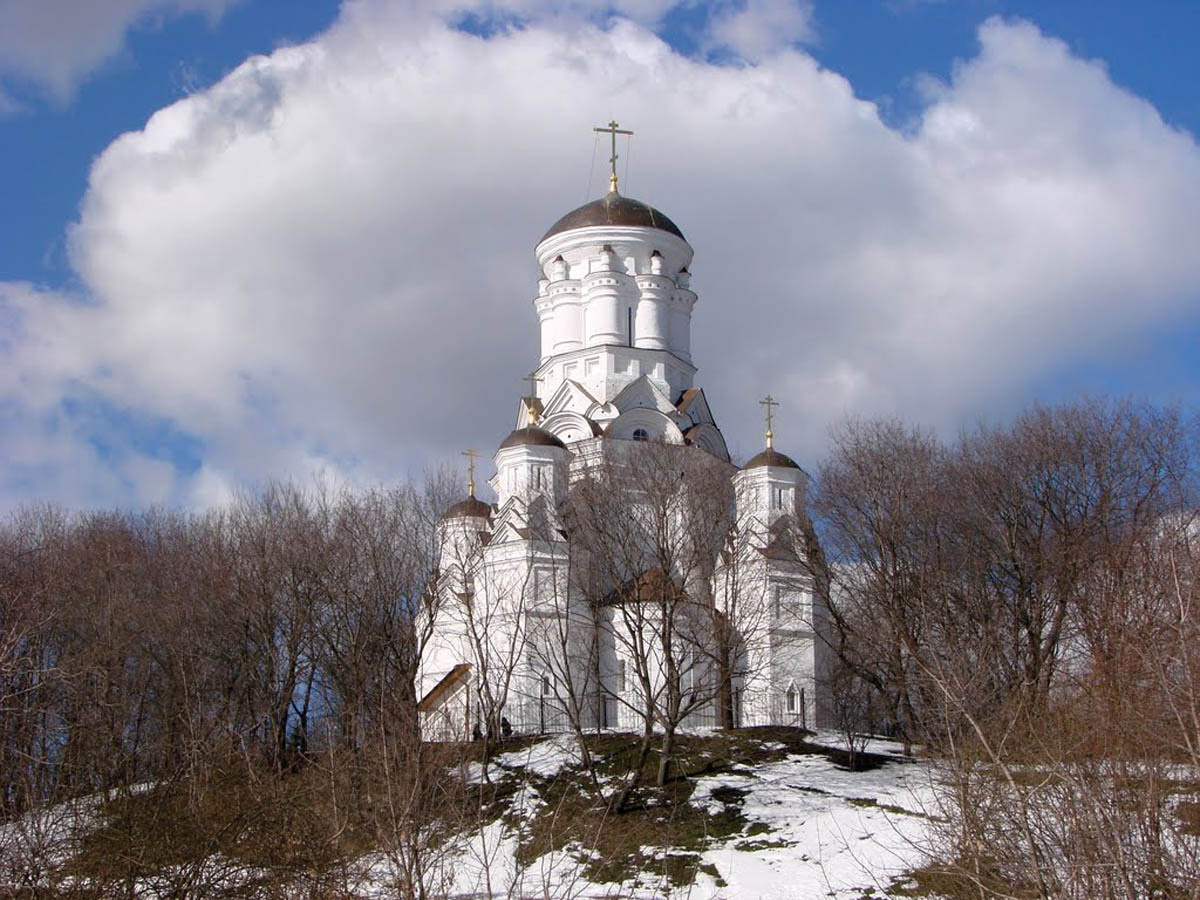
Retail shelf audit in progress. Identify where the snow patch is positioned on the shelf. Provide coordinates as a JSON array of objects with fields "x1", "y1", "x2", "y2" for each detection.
[
  {"x1": 494, "y1": 733, "x2": 580, "y2": 778},
  {"x1": 692, "y1": 752, "x2": 933, "y2": 899}
]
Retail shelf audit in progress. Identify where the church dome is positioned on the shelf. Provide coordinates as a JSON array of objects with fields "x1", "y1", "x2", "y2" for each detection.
[
  {"x1": 743, "y1": 448, "x2": 802, "y2": 471},
  {"x1": 540, "y1": 190, "x2": 685, "y2": 243},
  {"x1": 441, "y1": 496, "x2": 493, "y2": 520},
  {"x1": 498, "y1": 426, "x2": 568, "y2": 451}
]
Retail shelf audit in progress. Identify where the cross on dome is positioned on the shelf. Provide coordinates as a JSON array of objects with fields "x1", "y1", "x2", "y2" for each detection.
[
  {"x1": 521, "y1": 372, "x2": 544, "y2": 426},
  {"x1": 593, "y1": 120, "x2": 633, "y2": 194},
  {"x1": 759, "y1": 395, "x2": 779, "y2": 449},
  {"x1": 461, "y1": 448, "x2": 482, "y2": 496}
]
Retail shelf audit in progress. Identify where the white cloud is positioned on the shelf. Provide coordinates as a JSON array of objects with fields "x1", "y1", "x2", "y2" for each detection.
[
  {"x1": 704, "y1": 0, "x2": 816, "y2": 61},
  {"x1": 0, "y1": 0, "x2": 240, "y2": 100},
  {"x1": 0, "y1": 84, "x2": 20, "y2": 116},
  {"x1": 2, "y1": 8, "x2": 1199, "y2": 509}
]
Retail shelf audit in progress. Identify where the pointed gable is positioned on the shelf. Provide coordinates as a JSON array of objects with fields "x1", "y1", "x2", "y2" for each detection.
[
  {"x1": 542, "y1": 379, "x2": 598, "y2": 418},
  {"x1": 513, "y1": 396, "x2": 544, "y2": 430},
  {"x1": 611, "y1": 374, "x2": 676, "y2": 416},
  {"x1": 759, "y1": 515, "x2": 804, "y2": 562}
]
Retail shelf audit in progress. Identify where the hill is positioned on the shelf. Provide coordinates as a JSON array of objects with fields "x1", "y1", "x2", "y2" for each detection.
[{"x1": 2, "y1": 728, "x2": 934, "y2": 899}]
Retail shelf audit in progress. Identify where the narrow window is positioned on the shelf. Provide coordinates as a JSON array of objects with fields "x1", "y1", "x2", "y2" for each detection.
[
  {"x1": 542, "y1": 675, "x2": 551, "y2": 696},
  {"x1": 627, "y1": 307, "x2": 634, "y2": 346},
  {"x1": 618, "y1": 658, "x2": 627, "y2": 693},
  {"x1": 786, "y1": 686, "x2": 797, "y2": 712}
]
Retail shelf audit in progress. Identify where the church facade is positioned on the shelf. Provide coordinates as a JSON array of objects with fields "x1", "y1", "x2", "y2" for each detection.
[{"x1": 417, "y1": 151, "x2": 830, "y2": 740}]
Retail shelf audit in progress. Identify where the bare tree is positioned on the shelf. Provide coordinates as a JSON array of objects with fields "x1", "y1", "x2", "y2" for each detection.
[
  {"x1": 814, "y1": 397, "x2": 1200, "y2": 897},
  {"x1": 564, "y1": 439, "x2": 737, "y2": 797}
]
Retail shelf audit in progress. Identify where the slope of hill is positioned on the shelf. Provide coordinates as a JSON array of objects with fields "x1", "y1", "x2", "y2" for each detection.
[
  {"x1": 2, "y1": 729, "x2": 935, "y2": 899},
  {"x1": 363, "y1": 728, "x2": 933, "y2": 899}
]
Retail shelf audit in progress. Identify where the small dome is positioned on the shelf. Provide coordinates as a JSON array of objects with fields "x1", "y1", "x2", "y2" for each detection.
[
  {"x1": 498, "y1": 426, "x2": 568, "y2": 451},
  {"x1": 540, "y1": 190, "x2": 685, "y2": 243},
  {"x1": 442, "y1": 496, "x2": 493, "y2": 520},
  {"x1": 743, "y1": 448, "x2": 802, "y2": 471}
]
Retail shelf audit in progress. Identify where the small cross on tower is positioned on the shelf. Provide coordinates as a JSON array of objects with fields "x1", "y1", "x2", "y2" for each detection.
[
  {"x1": 522, "y1": 372, "x2": 544, "y2": 426},
  {"x1": 759, "y1": 395, "x2": 779, "y2": 450},
  {"x1": 461, "y1": 448, "x2": 482, "y2": 497},
  {"x1": 594, "y1": 120, "x2": 633, "y2": 194}
]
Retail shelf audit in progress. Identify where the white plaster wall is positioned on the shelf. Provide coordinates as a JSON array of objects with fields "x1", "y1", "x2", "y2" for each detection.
[{"x1": 533, "y1": 225, "x2": 696, "y2": 404}]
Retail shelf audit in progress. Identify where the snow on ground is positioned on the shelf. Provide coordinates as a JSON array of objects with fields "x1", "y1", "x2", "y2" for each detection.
[
  {"x1": 438, "y1": 735, "x2": 935, "y2": 899},
  {"x1": 464, "y1": 733, "x2": 580, "y2": 785},
  {"x1": 690, "y1": 751, "x2": 933, "y2": 899},
  {"x1": 806, "y1": 729, "x2": 912, "y2": 759},
  {"x1": 0, "y1": 782, "x2": 158, "y2": 887},
  {"x1": 495, "y1": 733, "x2": 581, "y2": 778}
]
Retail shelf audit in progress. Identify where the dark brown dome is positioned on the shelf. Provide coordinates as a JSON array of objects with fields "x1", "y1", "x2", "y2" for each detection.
[
  {"x1": 743, "y1": 448, "x2": 802, "y2": 471},
  {"x1": 498, "y1": 426, "x2": 568, "y2": 451},
  {"x1": 441, "y1": 496, "x2": 493, "y2": 520},
  {"x1": 540, "y1": 191, "x2": 685, "y2": 243}
]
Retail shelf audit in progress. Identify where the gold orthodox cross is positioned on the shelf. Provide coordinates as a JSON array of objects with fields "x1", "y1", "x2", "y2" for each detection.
[
  {"x1": 461, "y1": 448, "x2": 482, "y2": 496},
  {"x1": 759, "y1": 395, "x2": 779, "y2": 449},
  {"x1": 522, "y1": 372, "x2": 544, "y2": 426},
  {"x1": 594, "y1": 120, "x2": 633, "y2": 193}
]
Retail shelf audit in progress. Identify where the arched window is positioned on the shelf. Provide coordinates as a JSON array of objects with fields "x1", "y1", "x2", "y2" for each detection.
[
  {"x1": 632, "y1": 428, "x2": 649, "y2": 442},
  {"x1": 786, "y1": 685, "x2": 797, "y2": 713}
]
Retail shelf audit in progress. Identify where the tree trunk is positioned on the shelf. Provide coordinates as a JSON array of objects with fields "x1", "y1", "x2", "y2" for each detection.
[
  {"x1": 612, "y1": 724, "x2": 654, "y2": 813},
  {"x1": 656, "y1": 725, "x2": 676, "y2": 787}
]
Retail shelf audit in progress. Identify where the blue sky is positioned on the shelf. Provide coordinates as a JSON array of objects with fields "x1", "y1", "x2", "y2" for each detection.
[{"x1": 2, "y1": 0, "x2": 1199, "y2": 509}]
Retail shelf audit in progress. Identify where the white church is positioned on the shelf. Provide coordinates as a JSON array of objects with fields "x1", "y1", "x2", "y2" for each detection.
[{"x1": 417, "y1": 126, "x2": 830, "y2": 740}]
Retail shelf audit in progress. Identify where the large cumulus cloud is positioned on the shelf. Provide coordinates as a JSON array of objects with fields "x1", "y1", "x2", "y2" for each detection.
[
  {"x1": 0, "y1": 0, "x2": 242, "y2": 101},
  {"x1": 2, "y1": 2, "x2": 1198, "y2": 509}
]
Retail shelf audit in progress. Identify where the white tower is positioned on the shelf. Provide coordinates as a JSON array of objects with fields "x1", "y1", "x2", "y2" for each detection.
[
  {"x1": 727, "y1": 398, "x2": 828, "y2": 730},
  {"x1": 521, "y1": 124, "x2": 726, "y2": 456}
]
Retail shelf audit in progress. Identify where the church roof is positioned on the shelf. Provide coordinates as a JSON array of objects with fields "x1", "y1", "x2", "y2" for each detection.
[
  {"x1": 676, "y1": 387, "x2": 704, "y2": 415},
  {"x1": 441, "y1": 495, "x2": 493, "y2": 520},
  {"x1": 498, "y1": 426, "x2": 568, "y2": 451},
  {"x1": 743, "y1": 447, "x2": 802, "y2": 471},
  {"x1": 605, "y1": 567, "x2": 689, "y2": 606},
  {"x1": 540, "y1": 190, "x2": 685, "y2": 243},
  {"x1": 417, "y1": 663, "x2": 472, "y2": 712}
]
